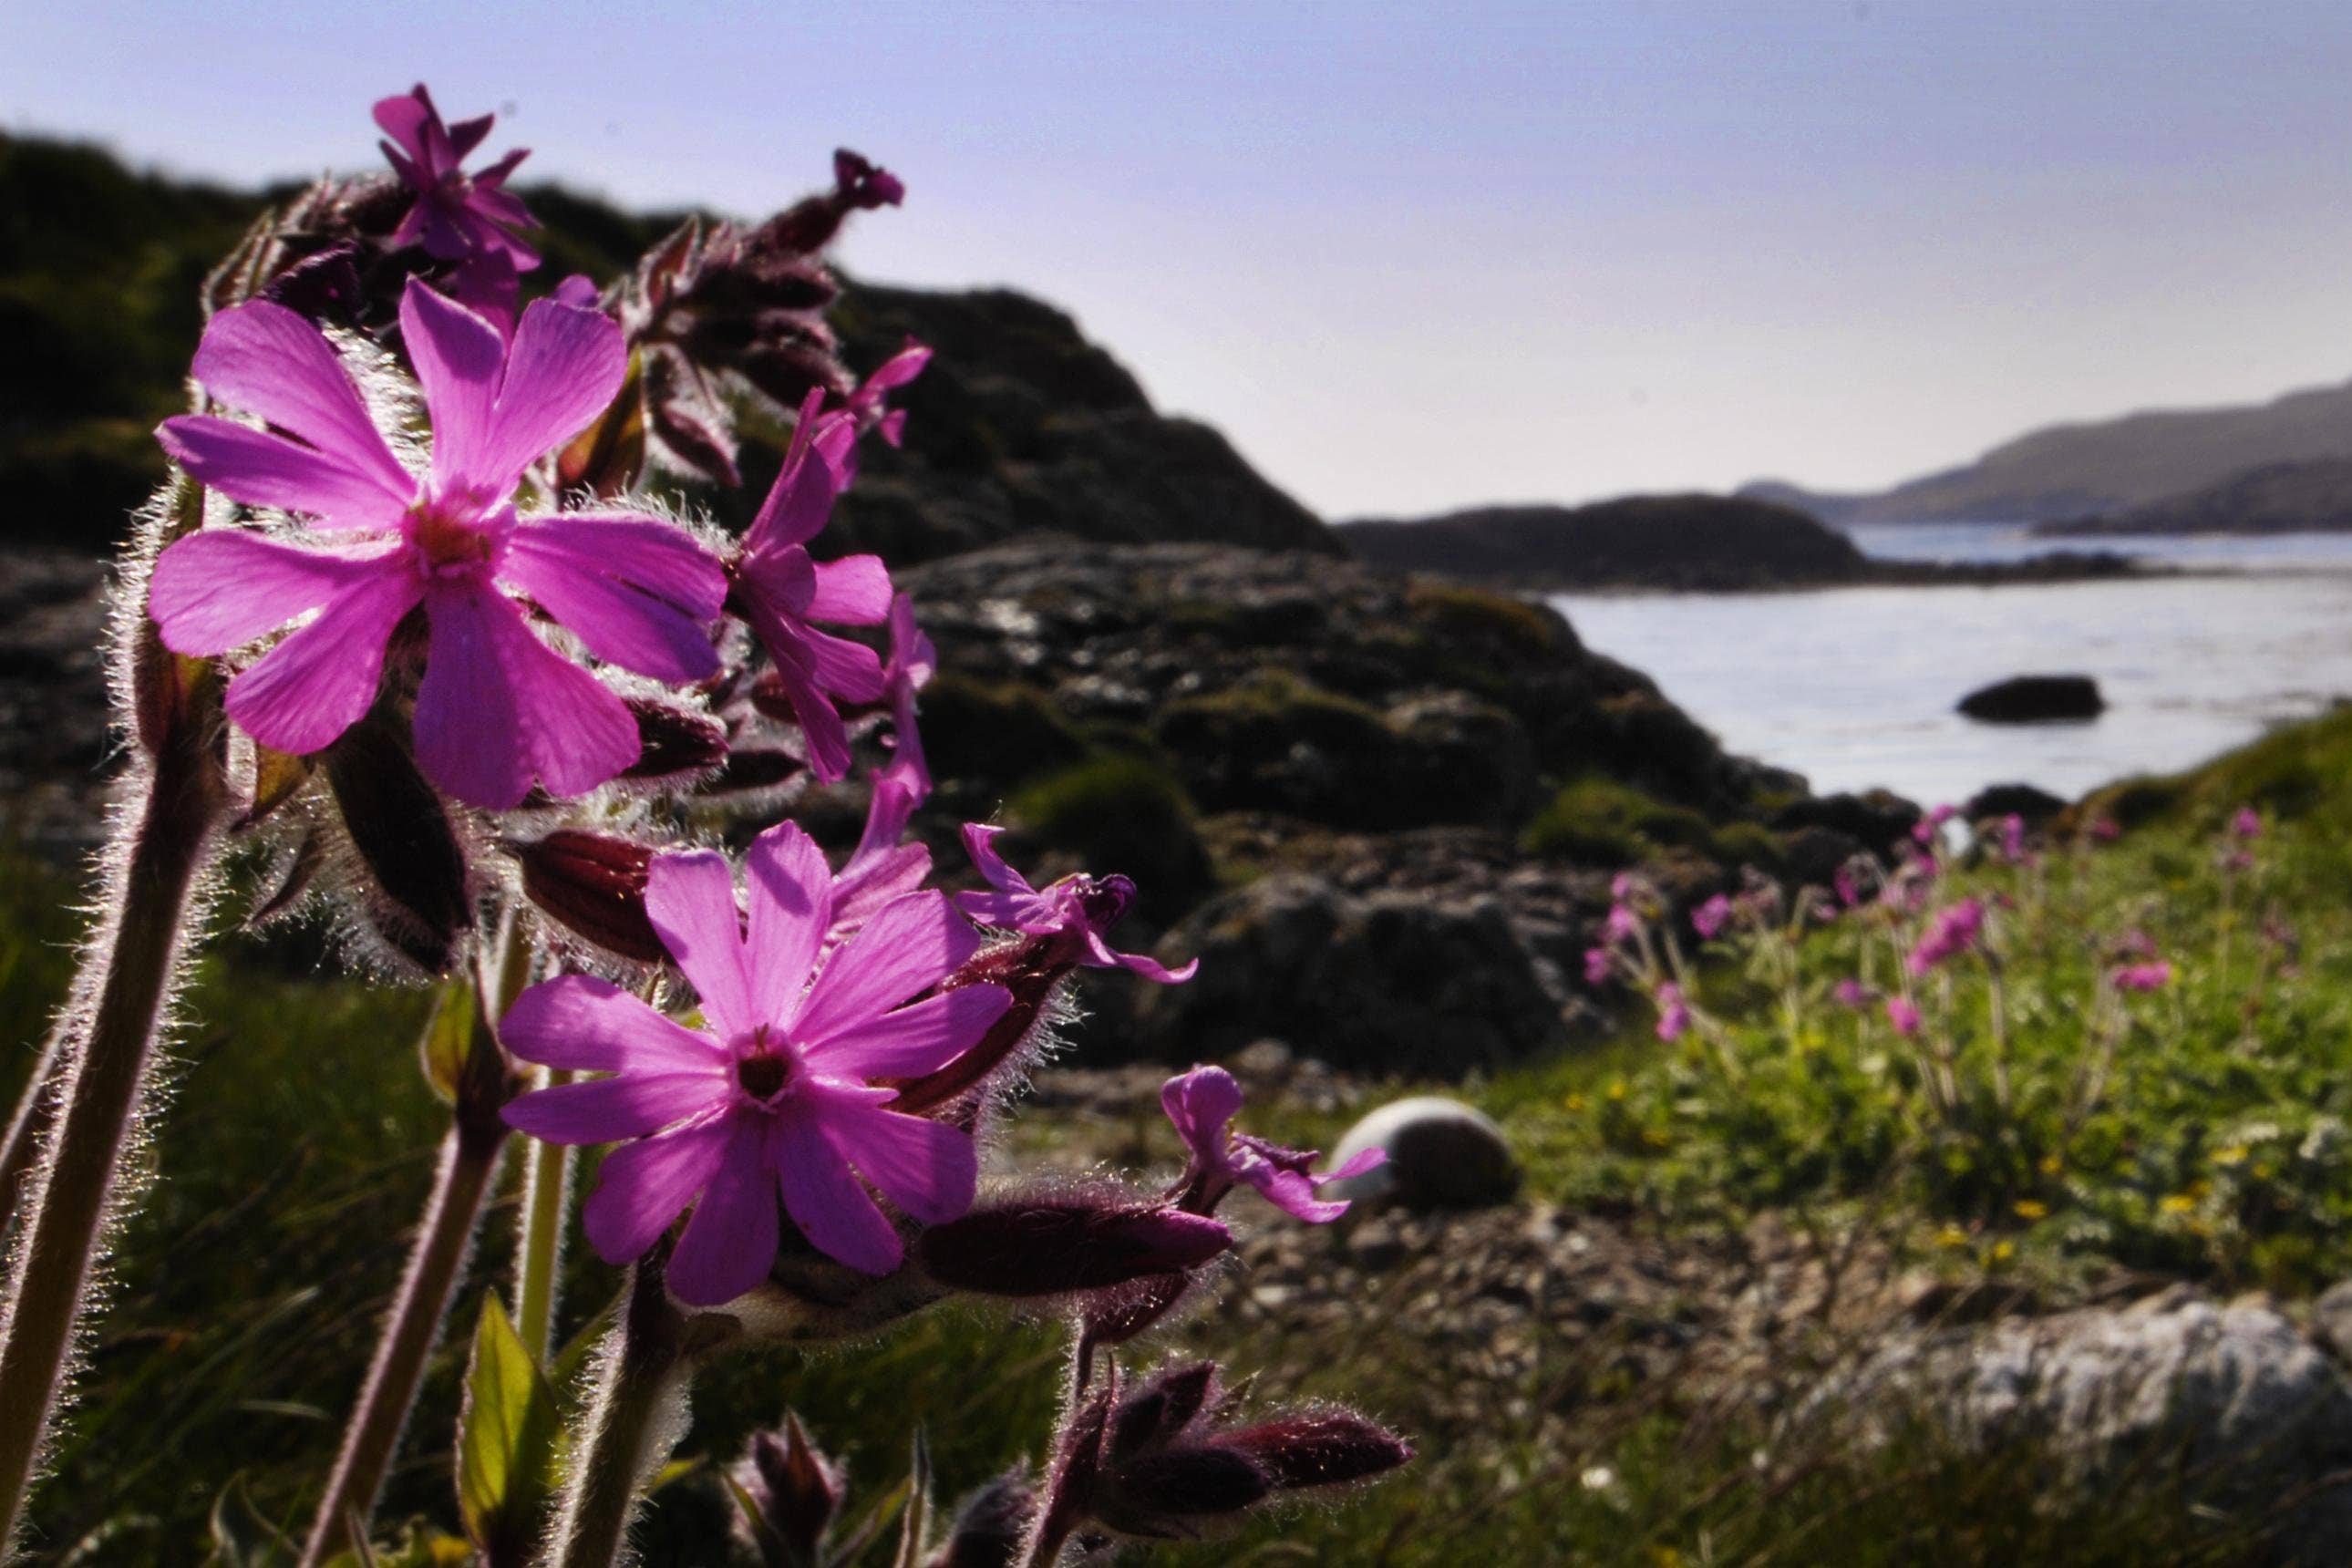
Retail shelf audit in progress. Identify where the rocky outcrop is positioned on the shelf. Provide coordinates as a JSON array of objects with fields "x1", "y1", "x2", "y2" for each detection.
[
  {"x1": 1800, "y1": 1290, "x2": 2352, "y2": 1564},
  {"x1": 1326, "y1": 1097, "x2": 1521, "y2": 1210},
  {"x1": 1957, "y1": 675, "x2": 2105, "y2": 723},
  {"x1": 1343, "y1": 495, "x2": 1868, "y2": 590},
  {"x1": 2037, "y1": 457, "x2": 2352, "y2": 536},
  {"x1": 825, "y1": 284, "x2": 1340, "y2": 563}
]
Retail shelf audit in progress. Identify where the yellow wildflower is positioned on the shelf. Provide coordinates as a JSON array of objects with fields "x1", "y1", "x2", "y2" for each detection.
[
  {"x1": 2213, "y1": 1146, "x2": 2248, "y2": 1166},
  {"x1": 2159, "y1": 1193, "x2": 2197, "y2": 1216},
  {"x1": 2012, "y1": 1199, "x2": 2048, "y2": 1221},
  {"x1": 1934, "y1": 1224, "x2": 1969, "y2": 1249}
]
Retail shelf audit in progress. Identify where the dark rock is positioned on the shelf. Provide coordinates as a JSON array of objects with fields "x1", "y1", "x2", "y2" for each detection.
[
  {"x1": 1341, "y1": 495, "x2": 1869, "y2": 591},
  {"x1": 1956, "y1": 674, "x2": 2105, "y2": 724},
  {"x1": 1768, "y1": 789, "x2": 1922, "y2": 857},
  {"x1": 1132, "y1": 874, "x2": 1569, "y2": 1074},
  {"x1": 828, "y1": 284, "x2": 1340, "y2": 564},
  {"x1": 1965, "y1": 782, "x2": 2069, "y2": 822},
  {"x1": 1324, "y1": 1097, "x2": 1521, "y2": 1211}
]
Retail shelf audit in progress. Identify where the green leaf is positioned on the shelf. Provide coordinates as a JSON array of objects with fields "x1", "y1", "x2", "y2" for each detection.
[
  {"x1": 202, "y1": 1474, "x2": 295, "y2": 1567},
  {"x1": 418, "y1": 979, "x2": 477, "y2": 1106},
  {"x1": 456, "y1": 1295, "x2": 564, "y2": 1568}
]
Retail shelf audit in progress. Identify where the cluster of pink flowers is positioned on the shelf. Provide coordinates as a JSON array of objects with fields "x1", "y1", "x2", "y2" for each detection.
[{"x1": 1906, "y1": 897, "x2": 1986, "y2": 975}]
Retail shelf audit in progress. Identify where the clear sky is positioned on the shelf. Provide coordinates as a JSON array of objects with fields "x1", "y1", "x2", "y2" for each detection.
[{"x1": 12, "y1": 1, "x2": 2352, "y2": 519}]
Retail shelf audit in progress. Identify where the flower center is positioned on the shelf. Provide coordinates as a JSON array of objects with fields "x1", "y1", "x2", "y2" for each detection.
[
  {"x1": 406, "y1": 491, "x2": 508, "y2": 577},
  {"x1": 735, "y1": 1028, "x2": 795, "y2": 1105}
]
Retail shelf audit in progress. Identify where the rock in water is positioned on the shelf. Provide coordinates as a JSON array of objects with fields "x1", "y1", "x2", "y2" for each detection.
[
  {"x1": 1325, "y1": 1098, "x2": 1520, "y2": 1211},
  {"x1": 1956, "y1": 674, "x2": 2105, "y2": 723},
  {"x1": 1800, "y1": 1291, "x2": 2352, "y2": 1563}
]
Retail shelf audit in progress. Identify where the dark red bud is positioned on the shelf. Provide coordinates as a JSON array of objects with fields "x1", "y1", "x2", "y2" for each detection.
[
  {"x1": 832, "y1": 149, "x2": 906, "y2": 209},
  {"x1": 516, "y1": 830, "x2": 663, "y2": 964},
  {"x1": 1079, "y1": 1272, "x2": 1192, "y2": 1351},
  {"x1": 887, "y1": 935, "x2": 1068, "y2": 1115},
  {"x1": 645, "y1": 370, "x2": 743, "y2": 488},
  {"x1": 622, "y1": 698, "x2": 728, "y2": 780},
  {"x1": 729, "y1": 1411, "x2": 845, "y2": 1568},
  {"x1": 922, "y1": 1470, "x2": 1037, "y2": 1568},
  {"x1": 918, "y1": 1202, "x2": 1231, "y2": 1297},
  {"x1": 325, "y1": 710, "x2": 469, "y2": 975},
  {"x1": 1212, "y1": 1413, "x2": 1414, "y2": 1491},
  {"x1": 1116, "y1": 1363, "x2": 1219, "y2": 1456},
  {"x1": 1098, "y1": 1448, "x2": 1269, "y2": 1532}
]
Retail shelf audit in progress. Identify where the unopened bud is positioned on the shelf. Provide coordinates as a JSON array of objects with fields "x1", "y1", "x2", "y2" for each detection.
[
  {"x1": 922, "y1": 1470, "x2": 1037, "y2": 1568},
  {"x1": 1109, "y1": 1363, "x2": 1220, "y2": 1462},
  {"x1": 1212, "y1": 1413, "x2": 1414, "y2": 1491},
  {"x1": 325, "y1": 711, "x2": 469, "y2": 975},
  {"x1": 918, "y1": 1201, "x2": 1230, "y2": 1297},
  {"x1": 622, "y1": 697, "x2": 728, "y2": 781},
  {"x1": 728, "y1": 1411, "x2": 845, "y2": 1568},
  {"x1": 698, "y1": 748, "x2": 807, "y2": 796},
  {"x1": 516, "y1": 830, "x2": 662, "y2": 963},
  {"x1": 1096, "y1": 1448, "x2": 1269, "y2": 1536}
]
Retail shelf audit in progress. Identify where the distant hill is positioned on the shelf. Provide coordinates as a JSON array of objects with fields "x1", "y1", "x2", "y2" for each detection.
[
  {"x1": 0, "y1": 132, "x2": 1334, "y2": 562},
  {"x1": 2035, "y1": 458, "x2": 2352, "y2": 537},
  {"x1": 1742, "y1": 379, "x2": 2352, "y2": 526},
  {"x1": 1341, "y1": 495, "x2": 1869, "y2": 589}
]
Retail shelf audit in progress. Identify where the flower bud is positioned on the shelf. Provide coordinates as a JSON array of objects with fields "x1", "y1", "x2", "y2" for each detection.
[
  {"x1": 1094, "y1": 1449, "x2": 1269, "y2": 1538},
  {"x1": 697, "y1": 748, "x2": 808, "y2": 797},
  {"x1": 324, "y1": 710, "x2": 470, "y2": 975},
  {"x1": 620, "y1": 697, "x2": 728, "y2": 781},
  {"x1": 514, "y1": 830, "x2": 662, "y2": 964},
  {"x1": 922, "y1": 1470, "x2": 1036, "y2": 1568},
  {"x1": 1212, "y1": 1413, "x2": 1414, "y2": 1490},
  {"x1": 727, "y1": 1411, "x2": 845, "y2": 1568},
  {"x1": 917, "y1": 1201, "x2": 1230, "y2": 1297}
]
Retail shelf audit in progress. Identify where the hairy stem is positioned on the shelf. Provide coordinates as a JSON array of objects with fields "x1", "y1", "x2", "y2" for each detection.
[
  {"x1": 299, "y1": 1115, "x2": 510, "y2": 1567},
  {"x1": 512, "y1": 1068, "x2": 575, "y2": 1358},
  {"x1": 549, "y1": 1255, "x2": 699, "y2": 1568},
  {"x1": 0, "y1": 1021, "x2": 69, "y2": 1243},
  {"x1": 0, "y1": 735, "x2": 224, "y2": 1552}
]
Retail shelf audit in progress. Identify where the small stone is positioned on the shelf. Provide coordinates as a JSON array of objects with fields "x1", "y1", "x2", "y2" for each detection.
[
  {"x1": 1326, "y1": 1096, "x2": 1520, "y2": 1211},
  {"x1": 2311, "y1": 1278, "x2": 2352, "y2": 1361},
  {"x1": 1346, "y1": 1219, "x2": 1408, "y2": 1273}
]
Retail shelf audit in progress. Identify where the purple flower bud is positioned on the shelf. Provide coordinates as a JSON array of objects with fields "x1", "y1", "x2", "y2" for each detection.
[
  {"x1": 1886, "y1": 995, "x2": 1923, "y2": 1037},
  {"x1": 1095, "y1": 1448, "x2": 1270, "y2": 1536},
  {"x1": 923, "y1": 1470, "x2": 1037, "y2": 1568},
  {"x1": 323, "y1": 711, "x2": 470, "y2": 975},
  {"x1": 514, "y1": 830, "x2": 663, "y2": 964},
  {"x1": 833, "y1": 148, "x2": 906, "y2": 209},
  {"x1": 1690, "y1": 894, "x2": 1733, "y2": 940},
  {"x1": 918, "y1": 1200, "x2": 1231, "y2": 1297},
  {"x1": 620, "y1": 697, "x2": 729, "y2": 781},
  {"x1": 1212, "y1": 1412, "x2": 1415, "y2": 1490},
  {"x1": 727, "y1": 1412, "x2": 846, "y2": 1568}
]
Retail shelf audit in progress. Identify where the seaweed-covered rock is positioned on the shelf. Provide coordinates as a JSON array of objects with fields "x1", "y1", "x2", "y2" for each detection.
[{"x1": 1958, "y1": 675, "x2": 2105, "y2": 724}]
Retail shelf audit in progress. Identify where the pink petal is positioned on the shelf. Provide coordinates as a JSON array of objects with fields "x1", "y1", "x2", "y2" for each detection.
[
  {"x1": 794, "y1": 892, "x2": 981, "y2": 1041},
  {"x1": 773, "y1": 1109, "x2": 902, "y2": 1274},
  {"x1": 222, "y1": 568, "x2": 420, "y2": 756},
  {"x1": 190, "y1": 302, "x2": 415, "y2": 504},
  {"x1": 158, "y1": 416, "x2": 413, "y2": 528},
  {"x1": 668, "y1": 1123, "x2": 783, "y2": 1306},
  {"x1": 1088, "y1": 933, "x2": 1199, "y2": 985},
  {"x1": 863, "y1": 343, "x2": 933, "y2": 393},
  {"x1": 951, "y1": 890, "x2": 1036, "y2": 928},
  {"x1": 149, "y1": 531, "x2": 393, "y2": 655},
  {"x1": 802, "y1": 985, "x2": 1010, "y2": 1079},
  {"x1": 1251, "y1": 1166, "x2": 1349, "y2": 1223},
  {"x1": 474, "y1": 296, "x2": 627, "y2": 488},
  {"x1": 399, "y1": 281, "x2": 504, "y2": 490},
  {"x1": 1326, "y1": 1148, "x2": 1387, "y2": 1181},
  {"x1": 444, "y1": 111, "x2": 494, "y2": 161},
  {"x1": 826, "y1": 1096, "x2": 977, "y2": 1225},
  {"x1": 499, "y1": 516, "x2": 724, "y2": 683},
  {"x1": 833, "y1": 845, "x2": 932, "y2": 938},
  {"x1": 498, "y1": 974, "x2": 728, "y2": 1074},
  {"x1": 745, "y1": 440, "x2": 842, "y2": 553},
  {"x1": 502, "y1": 1071, "x2": 723, "y2": 1144},
  {"x1": 737, "y1": 600, "x2": 851, "y2": 782},
  {"x1": 959, "y1": 824, "x2": 1033, "y2": 896},
  {"x1": 581, "y1": 1117, "x2": 732, "y2": 1265},
  {"x1": 801, "y1": 627, "x2": 886, "y2": 703},
  {"x1": 372, "y1": 91, "x2": 433, "y2": 169},
  {"x1": 743, "y1": 821, "x2": 831, "y2": 1024},
  {"x1": 412, "y1": 584, "x2": 640, "y2": 809},
  {"x1": 1161, "y1": 1067, "x2": 1243, "y2": 1157},
  {"x1": 643, "y1": 850, "x2": 757, "y2": 1040},
  {"x1": 806, "y1": 555, "x2": 892, "y2": 624},
  {"x1": 738, "y1": 546, "x2": 816, "y2": 619}
]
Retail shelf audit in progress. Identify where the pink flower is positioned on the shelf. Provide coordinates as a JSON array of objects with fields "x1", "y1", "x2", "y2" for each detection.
[
  {"x1": 1583, "y1": 946, "x2": 1614, "y2": 987},
  {"x1": 374, "y1": 85, "x2": 539, "y2": 270},
  {"x1": 1161, "y1": 1066, "x2": 1382, "y2": 1223},
  {"x1": 1691, "y1": 894, "x2": 1734, "y2": 940},
  {"x1": 1995, "y1": 813, "x2": 2028, "y2": 864},
  {"x1": 500, "y1": 821, "x2": 1013, "y2": 1304},
  {"x1": 149, "y1": 281, "x2": 727, "y2": 808},
  {"x1": 1832, "y1": 977, "x2": 1872, "y2": 1009},
  {"x1": 846, "y1": 339, "x2": 932, "y2": 453},
  {"x1": 2088, "y1": 816, "x2": 2121, "y2": 842},
  {"x1": 1833, "y1": 864, "x2": 1865, "y2": 908},
  {"x1": 728, "y1": 392, "x2": 892, "y2": 782},
  {"x1": 828, "y1": 770, "x2": 932, "y2": 944},
  {"x1": 879, "y1": 592, "x2": 935, "y2": 799},
  {"x1": 1654, "y1": 982, "x2": 1692, "y2": 1042},
  {"x1": 1604, "y1": 903, "x2": 1639, "y2": 944},
  {"x1": 954, "y1": 825, "x2": 1197, "y2": 983},
  {"x1": 2110, "y1": 960, "x2": 2172, "y2": 994},
  {"x1": 1885, "y1": 996, "x2": 1923, "y2": 1037},
  {"x1": 1912, "y1": 804, "x2": 1957, "y2": 847},
  {"x1": 1906, "y1": 898, "x2": 1985, "y2": 976}
]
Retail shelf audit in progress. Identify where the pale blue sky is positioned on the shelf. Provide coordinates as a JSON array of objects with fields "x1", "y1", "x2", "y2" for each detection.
[{"x1": 11, "y1": 1, "x2": 2352, "y2": 517}]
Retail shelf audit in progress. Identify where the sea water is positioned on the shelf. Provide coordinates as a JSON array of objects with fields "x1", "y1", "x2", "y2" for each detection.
[{"x1": 1550, "y1": 525, "x2": 2352, "y2": 808}]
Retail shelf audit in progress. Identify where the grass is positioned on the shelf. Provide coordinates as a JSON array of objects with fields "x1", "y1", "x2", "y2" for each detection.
[{"x1": 9, "y1": 712, "x2": 2352, "y2": 1562}]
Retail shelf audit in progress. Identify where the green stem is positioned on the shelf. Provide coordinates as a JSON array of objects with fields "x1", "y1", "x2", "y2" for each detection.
[
  {"x1": 512, "y1": 1068, "x2": 575, "y2": 1359},
  {"x1": 549, "y1": 1256, "x2": 699, "y2": 1568},
  {"x1": 298, "y1": 1116, "x2": 509, "y2": 1568},
  {"x1": 0, "y1": 738, "x2": 224, "y2": 1553}
]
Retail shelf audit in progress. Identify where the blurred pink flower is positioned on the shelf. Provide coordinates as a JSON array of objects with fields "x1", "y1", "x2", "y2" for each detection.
[
  {"x1": 1885, "y1": 996, "x2": 1923, "y2": 1037},
  {"x1": 2110, "y1": 960, "x2": 2172, "y2": 994},
  {"x1": 1655, "y1": 982, "x2": 1692, "y2": 1042},
  {"x1": 1583, "y1": 945, "x2": 1614, "y2": 987},
  {"x1": 954, "y1": 825, "x2": 1196, "y2": 983},
  {"x1": 374, "y1": 84, "x2": 539, "y2": 270},
  {"x1": 1832, "y1": 977, "x2": 1872, "y2": 1009},
  {"x1": 1162, "y1": 1065, "x2": 1382, "y2": 1222},
  {"x1": 501, "y1": 822, "x2": 1011, "y2": 1303},
  {"x1": 1906, "y1": 898, "x2": 1985, "y2": 976},
  {"x1": 149, "y1": 281, "x2": 726, "y2": 807},
  {"x1": 1691, "y1": 894, "x2": 1734, "y2": 940}
]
